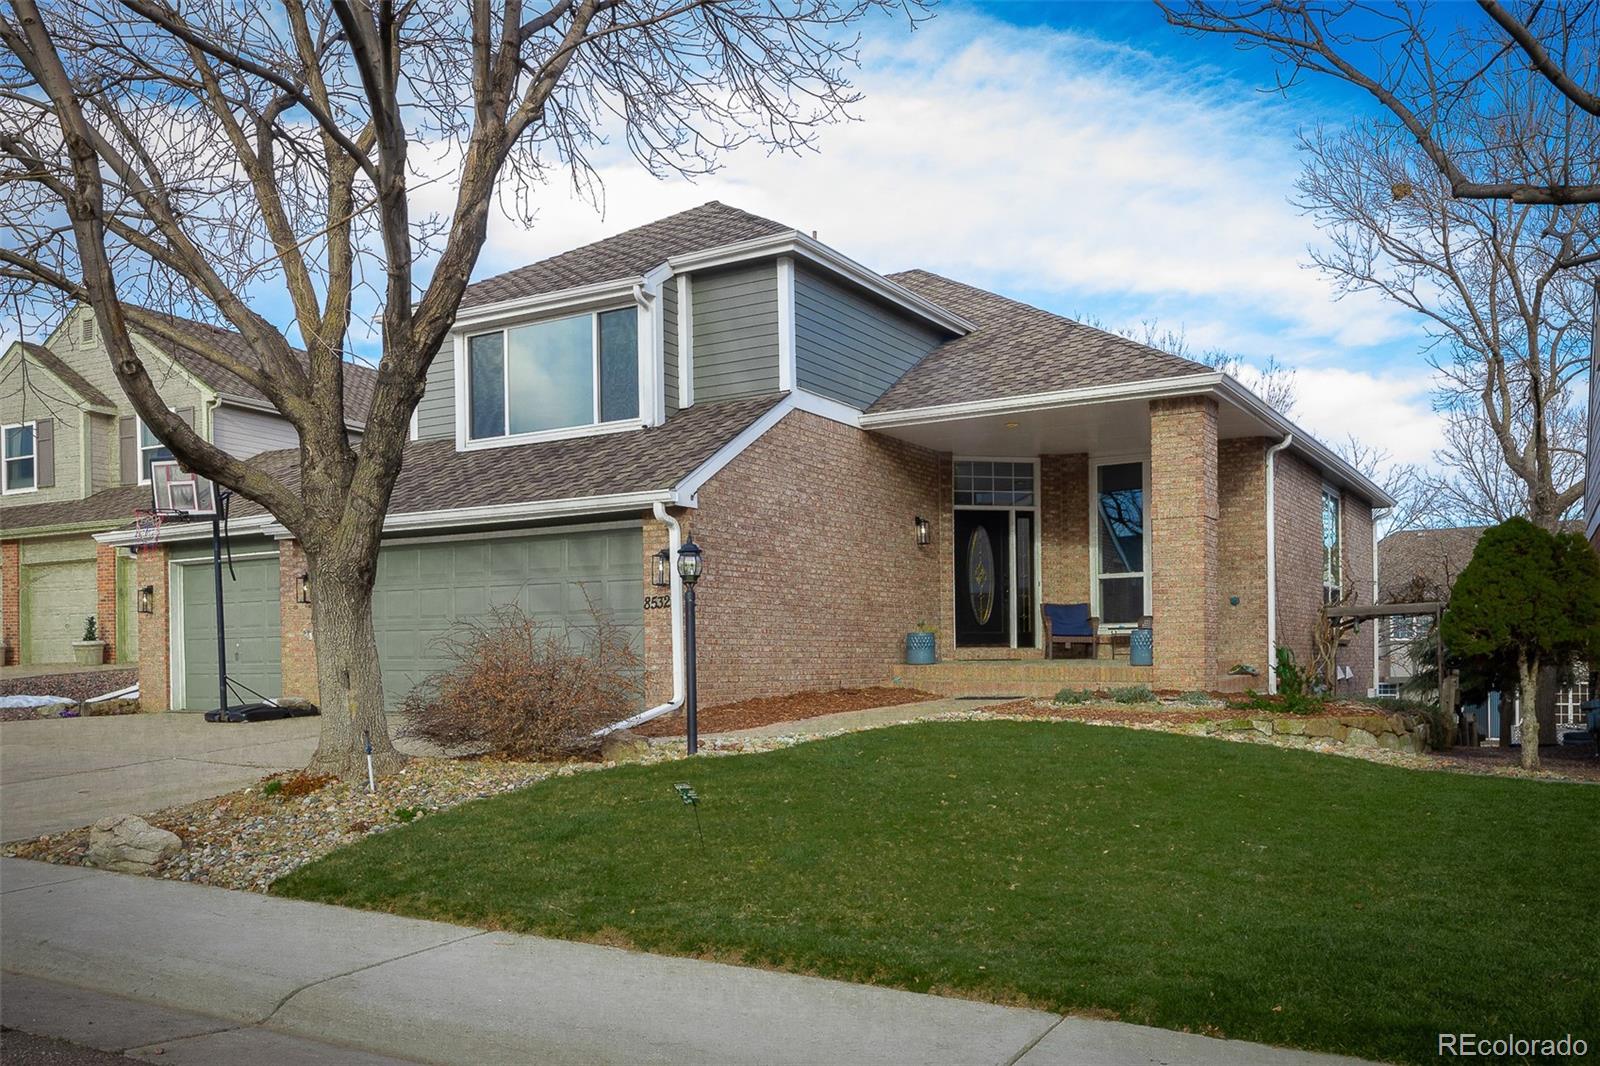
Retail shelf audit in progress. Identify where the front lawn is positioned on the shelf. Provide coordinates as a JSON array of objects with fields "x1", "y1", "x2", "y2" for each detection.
[{"x1": 274, "y1": 721, "x2": 1599, "y2": 1064}]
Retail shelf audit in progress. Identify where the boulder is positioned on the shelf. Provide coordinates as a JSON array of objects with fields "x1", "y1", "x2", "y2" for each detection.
[
  {"x1": 86, "y1": 814, "x2": 181, "y2": 873},
  {"x1": 600, "y1": 730, "x2": 651, "y2": 764},
  {"x1": 1345, "y1": 727, "x2": 1379, "y2": 748},
  {"x1": 1274, "y1": 719, "x2": 1306, "y2": 736}
]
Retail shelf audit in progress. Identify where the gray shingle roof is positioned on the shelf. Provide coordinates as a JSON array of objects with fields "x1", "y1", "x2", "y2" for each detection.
[
  {"x1": 868, "y1": 270, "x2": 1210, "y2": 412},
  {"x1": 459, "y1": 202, "x2": 793, "y2": 309},
  {"x1": 136, "y1": 311, "x2": 379, "y2": 427},
  {"x1": 1379, "y1": 522, "x2": 1584, "y2": 602},
  {"x1": 16, "y1": 342, "x2": 116, "y2": 408},
  {"x1": 1, "y1": 484, "x2": 150, "y2": 532},
  {"x1": 219, "y1": 395, "x2": 783, "y2": 523}
]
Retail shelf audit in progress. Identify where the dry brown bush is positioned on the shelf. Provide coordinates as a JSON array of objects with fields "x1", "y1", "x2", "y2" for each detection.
[{"x1": 398, "y1": 603, "x2": 642, "y2": 760}]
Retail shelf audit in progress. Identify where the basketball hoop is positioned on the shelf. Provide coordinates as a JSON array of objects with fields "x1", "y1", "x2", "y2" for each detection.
[
  {"x1": 131, "y1": 508, "x2": 165, "y2": 554},
  {"x1": 149, "y1": 460, "x2": 217, "y2": 517}
]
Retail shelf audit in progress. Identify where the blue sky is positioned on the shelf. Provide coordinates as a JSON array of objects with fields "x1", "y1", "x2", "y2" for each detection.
[{"x1": 414, "y1": 0, "x2": 1471, "y2": 469}]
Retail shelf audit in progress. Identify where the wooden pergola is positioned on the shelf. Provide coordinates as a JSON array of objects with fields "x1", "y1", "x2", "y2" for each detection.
[{"x1": 1320, "y1": 601, "x2": 1446, "y2": 709}]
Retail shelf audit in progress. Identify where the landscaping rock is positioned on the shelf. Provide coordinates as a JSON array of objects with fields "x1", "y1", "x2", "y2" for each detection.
[
  {"x1": 601, "y1": 730, "x2": 651, "y2": 763},
  {"x1": 1274, "y1": 719, "x2": 1306, "y2": 735},
  {"x1": 1345, "y1": 728, "x2": 1378, "y2": 748},
  {"x1": 86, "y1": 814, "x2": 181, "y2": 873}
]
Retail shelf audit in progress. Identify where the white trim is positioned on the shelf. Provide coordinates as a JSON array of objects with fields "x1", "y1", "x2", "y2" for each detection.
[
  {"x1": 1216, "y1": 377, "x2": 1394, "y2": 508},
  {"x1": 1265, "y1": 434, "x2": 1293, "y2": 693},
  {"x1": 457, "y1": 418, "x2": 644, "y2": 452},
  {"x1": 790, "y1": 388, "x2": 862, "y2": 427},
  {"x1": 169, "y1": 548, "x2": 278, "y2": 711},
  {"x1": 666, "y1": 231, "x2": 973, "y2": 335},
  {"x1": 380, "y1": 518, "x2": 639, "y2": 548},
  {"x1": 409, "y1": 405, "x2": 419, "y2": 442},
  {"x1": 98, "y1": 512, "x2": 277, "y2": 547},
  {"x1": 676, "y1": 274, "x2": 694, "y2": 408},
  {"x1": 1087, "y1": 455, "x2": 1152, "y2": 629},
  {"x1": 776, "y1": 256, "x2": 796, "y2": 392},
  {"x1": 449, "y1": 278, "x2": 640, "y2": 332},
  {"x1": 673, "y1": 395, "x2": 797, "y2": 505},
  {"x1": 1, "y1": 418, "x2": 38, "y2": 495},
  {"x1": 640, "y1": 267, "x2": 669, "y2": 427},
  {"x1": 135, "y1": 413, "x2": 176, "y2": 486},
  {"x1": 596, "y1": 501, "x2": 686, "y2": 736}
]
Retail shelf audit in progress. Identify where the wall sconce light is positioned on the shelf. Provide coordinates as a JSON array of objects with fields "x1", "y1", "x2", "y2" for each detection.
[
  {"x1": 297, "y1": 572, "x2": 311, "y2": 605},
  {"x1": 137, "y1": 585, "x2": 155, "y2": 614},
  {"x1": 915, "y1": 516, "x2": 931, "y2": 547},
  {"x1": 652, "y1": 548, "x2": 671, "y2": 588}
]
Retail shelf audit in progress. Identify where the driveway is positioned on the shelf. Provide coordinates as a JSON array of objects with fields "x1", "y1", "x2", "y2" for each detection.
[{"x1": 0, "y1": 714, "x2": 416, "y2": 842}]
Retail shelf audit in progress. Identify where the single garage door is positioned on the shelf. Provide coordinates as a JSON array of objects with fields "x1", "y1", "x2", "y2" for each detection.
[
  {"x1": 373, "y1": 527, "x2": 642, "y2": 708},
  {"x1": 178, "y1": 555, "x2": 282, "y2": 710},
  {"x1": 22, "y1": 560, "x2": 96, "y2": 663}
]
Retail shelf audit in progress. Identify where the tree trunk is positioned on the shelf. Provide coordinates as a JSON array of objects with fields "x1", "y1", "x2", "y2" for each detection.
[
  {"x1": 1535, "y1": 663, "x2": 1560, "y2": 748},
  {"x1": 305, "y1": 550, "x2": 405, "y2": 779},
  {"x1": 1517, "y1": 651, "x2": 1540, "y2": 771}
]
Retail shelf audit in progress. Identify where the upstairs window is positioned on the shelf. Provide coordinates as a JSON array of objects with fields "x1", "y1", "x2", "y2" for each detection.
[
  {"x1": 1322, "y1": 485, "x2": 1342, "y2": 604},
  {"x1": 467, "y1": 307, "x2": 639, "y2": 441},
  {"x1": 2, "y1": 421, "x2": 35, "y2": 493},
  {"x1": 138, "y1": 417, "x2": 174, "y2": 483}
]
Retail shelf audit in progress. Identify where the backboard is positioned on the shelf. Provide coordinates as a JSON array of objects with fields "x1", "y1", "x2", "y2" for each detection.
[{"x1": 150, "y1": 459, "x2": 218, "y2": 517}]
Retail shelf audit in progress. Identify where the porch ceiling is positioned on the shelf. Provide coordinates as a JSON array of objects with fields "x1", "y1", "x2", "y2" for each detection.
[{"x1": 864, "y1": 395, "x2": 1272, "y2": 457}]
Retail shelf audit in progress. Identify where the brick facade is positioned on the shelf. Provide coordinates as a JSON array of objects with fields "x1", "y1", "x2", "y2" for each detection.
[
  {"x1": 94, "y1": 542, "x2": 119, "y2": 663},
  {"x1": 641, "y1": 513, "x2": 680, "y2": 707},
  {"x1": 278, "y1": 539, "x2": 318, "y2": 702},
  {"x1": 1, "y1": 540, "x2": 17, "y2": 665},
  {"x1": 1149, "y1": 396, "x2": 1219, "y2": 690},
  {"x1": 1216, "y1": 437, "x2": 1269, "y2": 677},
  {"x1": 135, "y1": 544, "x2": 171, "y2": 711},
  {"x1": 687, "y1": 409, "x2": 943, "y2": 706}
]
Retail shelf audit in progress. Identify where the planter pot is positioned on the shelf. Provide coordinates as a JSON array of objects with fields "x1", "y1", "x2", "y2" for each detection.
[
  {"x1": 71, "y1": 640, "x2": 107, "y2": 667},
  {"x1": 1129, "y1": 628, "x2": 1154, "y2": 667},
  {"x1": 905, "y1": 632, "x2": 936, "y2": 665}
]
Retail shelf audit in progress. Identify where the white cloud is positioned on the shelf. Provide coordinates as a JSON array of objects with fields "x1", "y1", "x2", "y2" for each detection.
[{"x1": 1292, "y1": 366, "x2": 1444, "y2": 468}]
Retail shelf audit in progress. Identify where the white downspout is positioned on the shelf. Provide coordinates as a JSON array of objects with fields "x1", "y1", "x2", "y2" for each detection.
[
  {"x1": 595, "y1": 500, "x2": 686, "y2": 734},
  {"x1": 1264, "y1": 433, "x2": 1293, "y2": 694},
  {"x1": 1370, "y1": 511, "x2": 1382, "y2": 696}
]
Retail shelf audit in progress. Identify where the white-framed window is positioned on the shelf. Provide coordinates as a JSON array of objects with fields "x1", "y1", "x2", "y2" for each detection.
[
  {"x1": 953, "y1": 459, "x2": 1035, "y2": 506},
  {"x1": 2, "y1": 420, "x2": 36, "y2": 494},
  {"x1": 137, "y1": 416, "x2": 174, "y2": 484},
  {"x1": 465, "y1": 307, "x2": 639, "y2": 443},
  {"x1": 1376, "y1": 682, "x2": 1401, "y2": 699},
  {"x1": 1321, "y1": 484, "x2": 1342, "y2": 604},
  {"x1": 1091, "y1": 458, "x2": 1149, "y2": 627}
]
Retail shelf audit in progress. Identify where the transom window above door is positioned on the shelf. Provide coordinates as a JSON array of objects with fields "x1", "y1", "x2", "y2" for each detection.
[
  {"x1": 954, "y1": 460, "x2": 1035, "y2": 506},
  {"x1": 467, "y1": 307, "x2": 639, "y2": 442}
]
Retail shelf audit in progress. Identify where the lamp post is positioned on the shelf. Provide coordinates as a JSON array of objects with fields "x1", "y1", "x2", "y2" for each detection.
[{"x1": 676, "y1": 537, "x2": 704, "y2": 755}]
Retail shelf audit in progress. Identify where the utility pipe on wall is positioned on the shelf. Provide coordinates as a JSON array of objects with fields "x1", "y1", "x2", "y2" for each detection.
[
  {"x1": 595, "y1": 500, "x2": 686, "y2": 735},
  {"x1": 1264, "y1": 433, "x2": 1294, "y2": 694}
]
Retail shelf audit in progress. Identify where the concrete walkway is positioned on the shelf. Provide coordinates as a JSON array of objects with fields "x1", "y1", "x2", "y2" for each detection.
[
  {"x1": 709, "y1": 696, "x2": 1004, "y2": 740},
  {"x1": 0, "y1": 714, "x2": 423, "y2": 842},
  {"x1": 2, "y1": 859, "x2": 1375, "y2": 1066}
]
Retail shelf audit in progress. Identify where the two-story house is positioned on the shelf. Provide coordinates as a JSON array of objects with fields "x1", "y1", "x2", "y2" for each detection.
[
  {"x1": 0, "y1": 307, "x2": 375, "y2": 668},
  {"x1": 91, "y1": 202, "x2": 1390, "y2": 715}
]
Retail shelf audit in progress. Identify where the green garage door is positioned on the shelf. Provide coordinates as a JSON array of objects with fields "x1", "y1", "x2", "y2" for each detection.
[
  {"x1": 373, "y1": 527, "x2": 642, "y2": 708},
  {"x1": 179, "y1": 556, "x2": 281, "y2": 710},
  {"x1": 22, "y1": 560, "x2": 96, "y2": 663}
]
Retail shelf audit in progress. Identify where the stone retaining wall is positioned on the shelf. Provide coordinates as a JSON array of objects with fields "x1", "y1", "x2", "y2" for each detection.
[{"x1": 1189, "y1": 711, "x2": 1429, "y2": 754}]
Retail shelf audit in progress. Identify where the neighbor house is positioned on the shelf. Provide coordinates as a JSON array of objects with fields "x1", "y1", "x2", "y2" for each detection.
[
  {"x1": 1378, "y1": 524, "x2": 1593, "y2": 739},
  {"x1": 89, "y1": 203, "x2": 1390, "y2": 714},
  {"x1": 0, "y1": 307, "x2": 375, "y2": 667}
]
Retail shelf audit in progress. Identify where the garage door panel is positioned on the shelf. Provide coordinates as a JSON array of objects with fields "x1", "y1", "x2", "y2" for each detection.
[
  {"x1": 374, "y1": 527, "x2": 642, "y2": 709},
  {"x1": 22, "y1": 560, "x2": 97, "y2": 664},
  {"x1": 179, "y1": 556, "x2": 281, "y2": 710}
]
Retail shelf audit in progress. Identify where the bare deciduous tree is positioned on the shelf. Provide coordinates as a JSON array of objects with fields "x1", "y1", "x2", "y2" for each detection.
[
  {"x1": 1159, "y1": 0, "x2": 1600, "y2": 207},
  {"x1": 1091, "y1": 315, "x2": 1301, "y2": 417},
  {"x1": 0, "y1": 0, "x2": 917, "y2": 777}
]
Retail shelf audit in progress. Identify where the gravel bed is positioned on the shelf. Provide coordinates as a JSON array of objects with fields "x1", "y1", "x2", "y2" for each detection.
[{"x1": 0, "y1": 668, "x2": 136, "y2": 701}]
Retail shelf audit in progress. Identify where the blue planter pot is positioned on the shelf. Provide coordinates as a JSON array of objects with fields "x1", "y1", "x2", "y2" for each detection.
[
  {"x1": 905, "y1": 632, "x2": 936, "y2": 665},
  {"x1": 1129, "y1": 628, "x2": 1154, "y2": 667}
]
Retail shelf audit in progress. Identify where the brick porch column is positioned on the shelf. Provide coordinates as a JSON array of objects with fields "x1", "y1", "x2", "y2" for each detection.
[
  {"x1": 95, "y1": 542, "x2": 119, "y2": 663},
  {"x1": 1149, "y1": 396, "x2": 1219, "y2": 690},
  {"x1": 278, "y1": 539, "x2": 319, "y2": 703},
  {"x1": 1, "y1": 540, "x2": 18, "y2": 665},
  {"x1": 136, "y1": 544, "x2": 171, "y2": 711}
]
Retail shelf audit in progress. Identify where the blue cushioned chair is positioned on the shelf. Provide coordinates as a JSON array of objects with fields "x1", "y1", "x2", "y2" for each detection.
[{"x1": 1044, "y1": 603, "x2": 1098, "y2": 659}]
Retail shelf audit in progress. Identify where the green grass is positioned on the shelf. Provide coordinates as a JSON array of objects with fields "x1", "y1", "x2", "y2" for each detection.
[{"x1": 273, "y1": 722, "x2": 1600, "y2": 1064}]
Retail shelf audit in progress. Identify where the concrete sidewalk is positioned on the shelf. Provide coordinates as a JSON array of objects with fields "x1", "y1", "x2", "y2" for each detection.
[{"x1": 1, "y1": 858, "x2": 1374, "y2": 1066}]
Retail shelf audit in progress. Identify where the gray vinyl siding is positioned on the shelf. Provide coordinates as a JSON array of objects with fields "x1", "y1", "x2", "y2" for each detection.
[
  {"x1": 414, "y1": 346, "x2": 455, "y2": 441},
  {"x1": 794, "y1": 266, "x2": 945, "y2": 410},
  {"x1": 213, "y1": 404, "x2": 299, "y2": 457},
  {"x1": 662, "y1": 281, "x2": 679, "y2": 414},
  {"x1": 691, "y1": 262, "x2": 780, "y2": 402}
]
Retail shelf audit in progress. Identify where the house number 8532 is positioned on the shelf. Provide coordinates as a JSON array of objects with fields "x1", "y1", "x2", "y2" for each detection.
[{"x1": 643, "y1": 595, "x2": 671, "y2": 610}]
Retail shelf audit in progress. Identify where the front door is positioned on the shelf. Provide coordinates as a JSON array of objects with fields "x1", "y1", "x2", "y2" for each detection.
[{"x1": 954, "y1": 510, "x2": 1010, "y2": 646}]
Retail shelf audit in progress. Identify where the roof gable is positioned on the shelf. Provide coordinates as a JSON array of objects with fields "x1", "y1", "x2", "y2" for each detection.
[
  {"x1": 4, "y1": 341, "x2": 116, "y2": 410},
  {"x1": 459, "y1": 202, "x2": 794, "y2": 310}
]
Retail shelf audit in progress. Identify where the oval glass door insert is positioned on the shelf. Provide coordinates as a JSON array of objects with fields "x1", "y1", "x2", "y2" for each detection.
[{"x1": 967, "y1": 526, "x2": 995, "y2": 625}]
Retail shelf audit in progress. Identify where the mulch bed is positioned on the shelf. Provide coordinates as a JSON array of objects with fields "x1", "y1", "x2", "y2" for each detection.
[
  {"x1": 0, "y1": 668, "x2": 136, "y2": 702},
  {"x1": 636, "y1": 686, "x2": 941, "y2": 736},
  {"x1": 1436, "y1": 741, "x2": 1600, "y2": 783}
]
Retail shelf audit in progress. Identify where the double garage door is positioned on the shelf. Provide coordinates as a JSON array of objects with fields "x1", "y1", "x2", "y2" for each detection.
[{"x1": 175, "y1": 527, "x2": 641, "y2": 711}]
